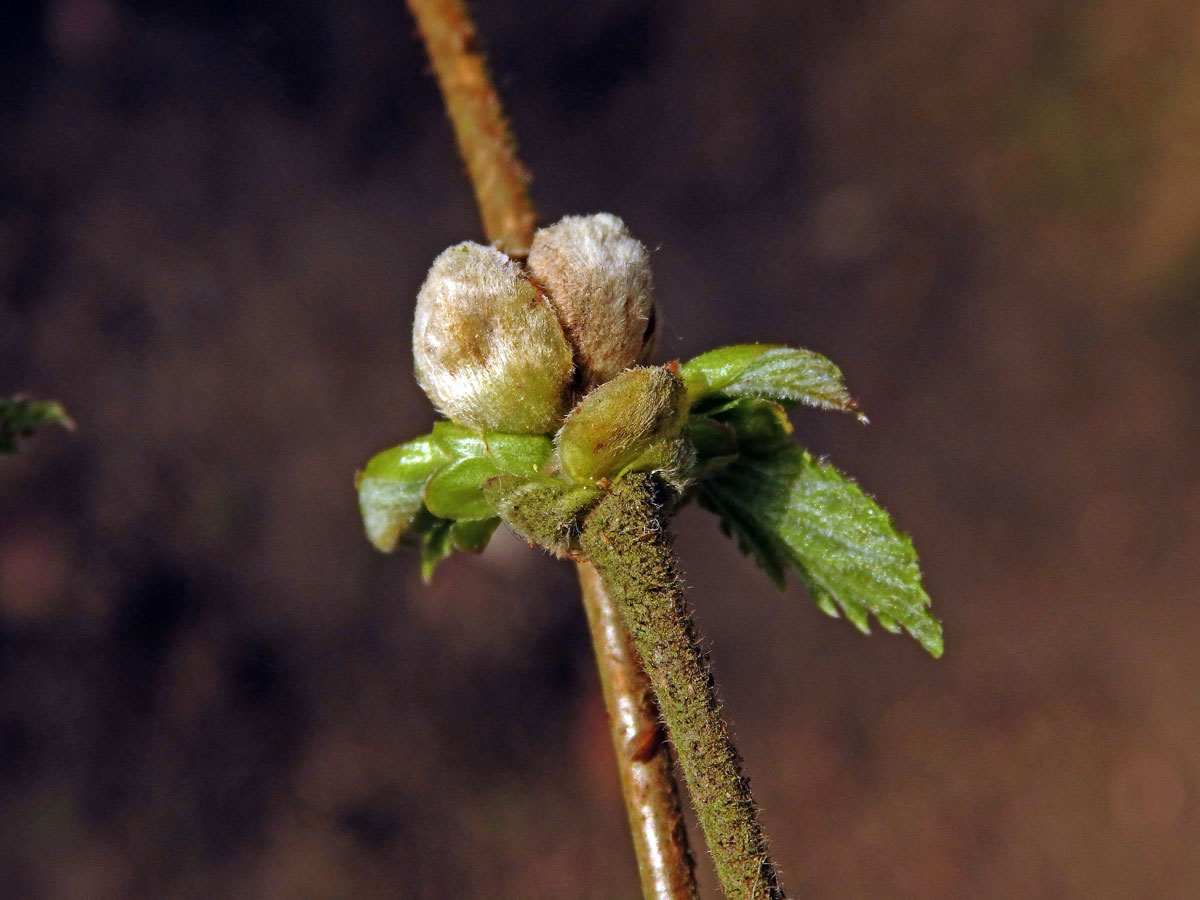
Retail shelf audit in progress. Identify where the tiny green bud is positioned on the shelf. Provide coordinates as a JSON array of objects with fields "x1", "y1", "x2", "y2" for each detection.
[
  {"x1": 413, "y1": 242, "x2": 574, "y2": 434},
  {"x1": 528, "y1": 213, "x2": 657, "y2": 390},
  {"x1": 557, "y1": 365, "x2": 688, "y2": 485}
]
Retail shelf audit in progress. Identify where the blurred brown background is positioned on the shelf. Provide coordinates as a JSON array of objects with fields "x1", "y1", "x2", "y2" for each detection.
[{"x1": 2, "y1": 0, "x2": 1198, "y2": 897}]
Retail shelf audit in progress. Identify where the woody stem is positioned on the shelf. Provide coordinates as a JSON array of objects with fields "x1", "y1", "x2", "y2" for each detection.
[{"x1": 405, "y1": 2, "x2": 700, "y2": 897}]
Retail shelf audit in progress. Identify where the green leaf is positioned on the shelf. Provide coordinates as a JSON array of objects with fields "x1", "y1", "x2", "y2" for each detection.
[
  {"x1": 357, "y1": 435, "x2": 447, "y2": 552},
  {"x1": 432, "y1": 421, "x2": 487, "y2": 458},
  {"x1": 360, "y1": 421, "x2": 546, "y2": 562},
  {"x1": 681, "y1": 344, "x2": 863, "y2": 419},
  {"x1": 0, "y1": 396, "x2": 74, "y2": 455},
  {"x1": 431, "y1": 421, "x2": 553, "y2": 475},
  {"x1": 424, "y1": 456, "x2": 502, "y2": 520},
  {"x1": 484, "y1": 432, "x2": 553, "y2": 476},
  {"x1": 699, "y1": 447, "x2": 942, "y2": 656}
]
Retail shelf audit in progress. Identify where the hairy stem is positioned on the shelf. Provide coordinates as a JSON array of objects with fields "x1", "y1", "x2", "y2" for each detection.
[
  {"x1": 405, "y1": 2, "x2": 700, "y2": 896},
  {"x1": 581, "y1": 475, "x2": 787, "y2": 900},
  {"x1": 578, "y1": 562, "x2": 700, "y2": 900},
  {"x1": 405, "y1": 0, "x2": 537, "y2": 256}
]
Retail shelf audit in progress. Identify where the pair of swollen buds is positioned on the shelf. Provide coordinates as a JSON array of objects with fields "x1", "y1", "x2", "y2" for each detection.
[{"x1": 412, "y1": 213, "x2": 659, "y2": 435}]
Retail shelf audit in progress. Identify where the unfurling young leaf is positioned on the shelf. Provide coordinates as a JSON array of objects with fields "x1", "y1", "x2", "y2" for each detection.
[
  {"x1": 681, "y1": 344, "x2": 864, "y2": 420},
  {"x1": 357, "y1": 426, "x2": 552, "y2": 559},
  {"x1": 480, "y1": 431, "x2": 554, "y2": 476},
  {"x1": 430, "y1": 422, "x2": 553, "y2": 476},
  {"x1": 422, "y1": 428, "x2": 557, "y2": 521},
  {"x1": 699, "y1": 447, "x2": 942, "y2": 657},
  {"x1": 356, "y1": 435, "x2": 447, "y2": 552},
  {"x1": 424, "y1": 456, "x2": 502, "y2": 520}
]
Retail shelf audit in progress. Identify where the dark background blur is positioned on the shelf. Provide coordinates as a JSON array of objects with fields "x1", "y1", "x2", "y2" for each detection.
[{"x1": 2, "y1": 0, "x2": 1198, "y2": 897}]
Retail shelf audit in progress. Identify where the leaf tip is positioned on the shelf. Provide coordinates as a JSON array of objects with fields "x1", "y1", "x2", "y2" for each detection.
[{"x1": 913, "y1": 620, "x2": 944, "y2": 658}]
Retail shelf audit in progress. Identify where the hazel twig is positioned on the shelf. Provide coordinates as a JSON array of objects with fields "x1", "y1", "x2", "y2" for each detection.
[
  {"x1": 404, "y1": 2, "x2": 701, "y2": 896},
  {"x1": 406, "y1": 0, "x2": 536, "y2": 257}
]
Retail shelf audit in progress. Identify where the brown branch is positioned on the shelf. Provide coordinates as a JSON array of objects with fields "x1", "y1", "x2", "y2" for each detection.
[
  {"x1": 582, "y1": 475, "x2": 787, "y2": 900},
  {"x1": 406, "y1": 0, "x2": 537, "y2": 256},
  {"x1": 579, "y1": 562, "x2": 700, "y2": 900},
  {"x1": 404, "y1": 2, "x2": 700, "y2": 897}
]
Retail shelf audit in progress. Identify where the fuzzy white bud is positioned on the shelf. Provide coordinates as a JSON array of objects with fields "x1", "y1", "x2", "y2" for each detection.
[
  {"x1": 413, "y1": 242, "x2": 574, "y2": 434},
  {"x1": 528, "y1": 213, "x2": 657, "y2": 390}
]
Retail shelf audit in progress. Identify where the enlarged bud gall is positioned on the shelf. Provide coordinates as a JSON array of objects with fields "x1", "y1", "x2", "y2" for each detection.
[
  {"x1": 528, "y1": 213, "x2": 657, "y2": 390},
  {"x1": 413, "y1": 242, "x2": 574, "y2": 434}
]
